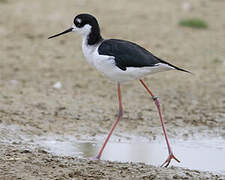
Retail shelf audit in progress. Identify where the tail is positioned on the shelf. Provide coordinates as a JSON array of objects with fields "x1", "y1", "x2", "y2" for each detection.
[
  {"x1": 155, "y1": 56, "x2": 193, "y2": 74},
  {"x1": 171, "y1": 64, "x2": 192, "y2": 74}
]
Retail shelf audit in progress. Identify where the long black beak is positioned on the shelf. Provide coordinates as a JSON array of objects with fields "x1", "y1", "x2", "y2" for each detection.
[{"x1": 48, "y1": 27, "x2": 73, "y2": 39}]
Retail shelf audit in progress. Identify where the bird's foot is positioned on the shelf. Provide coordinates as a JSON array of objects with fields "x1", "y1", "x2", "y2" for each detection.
[
  {"x1": 160, "y1": 152, "x2": 180, "y2": 167},
  {"x1": 89, "y1": 155, "x2": 100, "y2": 161}
]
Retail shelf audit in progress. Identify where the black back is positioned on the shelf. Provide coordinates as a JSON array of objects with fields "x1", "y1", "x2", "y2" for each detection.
[{"x1": 98, "y1": 39, "x2": 162, "y2": 71}]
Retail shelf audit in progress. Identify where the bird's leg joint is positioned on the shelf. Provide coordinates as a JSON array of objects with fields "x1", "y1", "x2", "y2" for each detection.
[
  {"x1": 152, "y1": 96, "x2": 158, "y2": 101},
  {"x1": 118, "y1": 108, "x2": 123, "y2": 117}
]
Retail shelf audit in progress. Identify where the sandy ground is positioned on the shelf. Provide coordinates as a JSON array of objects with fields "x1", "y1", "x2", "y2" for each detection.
[{"x1": 0, "y1": 0, "x2": 225, "y2": 179}]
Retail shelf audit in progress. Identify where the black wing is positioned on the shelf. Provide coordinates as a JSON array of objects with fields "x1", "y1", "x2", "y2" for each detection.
[
  {"x1": 98, "y1": 39, "x2": 190, "y2": 73},
  {"x1": 98, "y1": 39, "x2": 160, "y2": 71}
]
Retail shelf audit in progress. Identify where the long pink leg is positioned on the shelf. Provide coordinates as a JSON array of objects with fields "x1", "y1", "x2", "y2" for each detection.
[
  {"x1": 139, "y1": 79, "x2": 180, "y2": 167},
  {"x1": 96, "y1": 83, "x2": 123, "y2": 159}
]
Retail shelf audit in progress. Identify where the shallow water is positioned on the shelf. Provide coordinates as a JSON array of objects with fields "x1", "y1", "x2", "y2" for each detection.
[{"x1": 34, "y1": 135, "x2": 225, "y2": 174}]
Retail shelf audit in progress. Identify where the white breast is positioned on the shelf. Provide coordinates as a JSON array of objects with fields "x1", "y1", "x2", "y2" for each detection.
[
  {"x1": 82, "y1": 39, "x2": 116, "y2": 73},
  {"x1": 82, "y1": 38, "x2": 99, "y2": 67}
]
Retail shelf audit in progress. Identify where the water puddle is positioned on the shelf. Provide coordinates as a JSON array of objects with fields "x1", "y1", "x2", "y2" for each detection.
[
  {"x1": 34, "y1": 135, "x2": 225, "y2": 174},
  {"x1": 0, "y1": 125, "x2": 224, "y2": 174}
]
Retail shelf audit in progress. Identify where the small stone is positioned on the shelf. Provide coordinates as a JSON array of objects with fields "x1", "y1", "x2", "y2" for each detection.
[
  {"x1": 38, "y1": 149, "x2": 48, "y2": 154},
  {"x1": 21, "y1": 149, "x2": 31, "y2": 153},
  {"x1": 53, "y1": 81, "x2": 62, "y2": 89}
]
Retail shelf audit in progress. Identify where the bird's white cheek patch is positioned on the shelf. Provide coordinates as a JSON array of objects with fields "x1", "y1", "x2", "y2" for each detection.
[
  {"x1": 79, "y1": 24, "x2": 92, "y2": 36},
  {"x1": 72, "y1": 24, "x2": 78, "y2": 32}
]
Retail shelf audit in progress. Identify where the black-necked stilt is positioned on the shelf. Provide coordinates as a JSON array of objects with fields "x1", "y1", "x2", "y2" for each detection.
[{"x1": 49, "y1": 13, "x2": 190, "y2": 167}]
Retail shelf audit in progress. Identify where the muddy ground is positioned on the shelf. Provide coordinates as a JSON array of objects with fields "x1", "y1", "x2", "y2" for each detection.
[{"x1": 0, "y1": 0, "x2": 225, "y2": 179}]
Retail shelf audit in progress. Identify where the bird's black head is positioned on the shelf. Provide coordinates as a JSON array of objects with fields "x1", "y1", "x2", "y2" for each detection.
[
  {"x1": 73, "y1": 14, "x2": 98, "y2": 29},
  {"x1": 49, "y1": 13, "x2": 103, "y2": 45}
]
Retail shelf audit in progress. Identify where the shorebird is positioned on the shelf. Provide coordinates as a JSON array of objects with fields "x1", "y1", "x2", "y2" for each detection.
[{"x1": 49, "y1": 13, "x2": 190, "y2": 167}]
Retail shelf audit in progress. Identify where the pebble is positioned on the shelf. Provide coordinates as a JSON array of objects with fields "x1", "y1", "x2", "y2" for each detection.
[{"x1": 53, "y1": 82, "x2": 62, "y2": 89}]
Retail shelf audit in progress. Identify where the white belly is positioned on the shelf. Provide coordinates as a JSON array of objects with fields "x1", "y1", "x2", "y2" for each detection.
[
  {"x1": 82, "y1": 40, "x2": 173, "y2": 83},
  {"x1": 97, "y1": 63, "x2": 173, "y2": 82}
]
